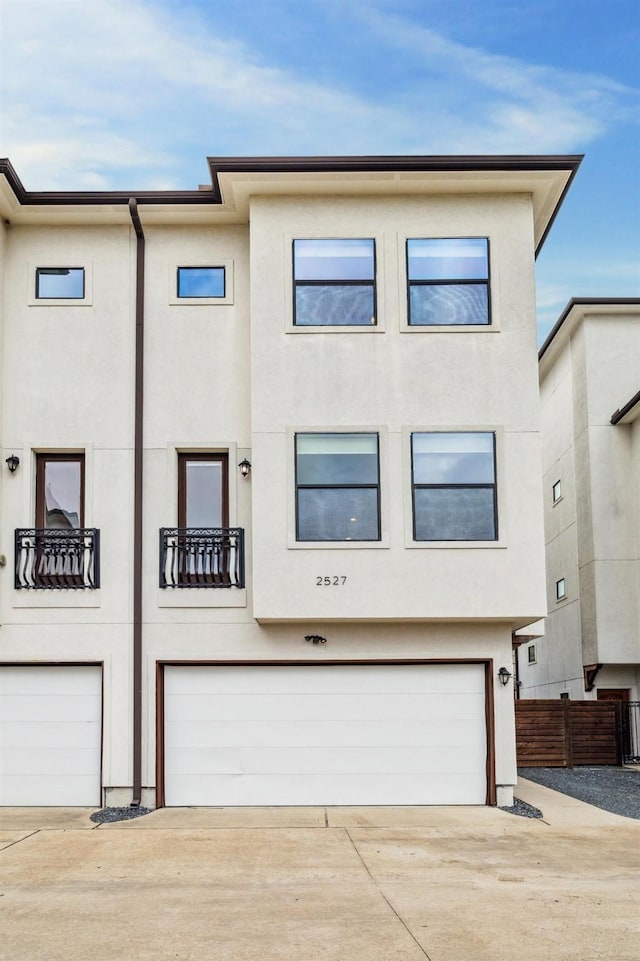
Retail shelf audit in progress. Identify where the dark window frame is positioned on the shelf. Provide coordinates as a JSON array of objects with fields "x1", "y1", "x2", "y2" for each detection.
[
  {"x1": 527, "y1": 645, "x2": 536, "y2": 664},
  {"x1": 35, "y1": 267, "x2": 85, "y2": 300},
  {"x1": 410, "y1": 431, "x2": 498, "y2": 542},
  {"x1": 552, "y1": 479, "x2": 563, "y2": 503},
  {"x1": 556, "y1": 577, "x2": 567, "y2": 601},
  {"x1": 176, "y1": 266, "x2": 226, "y2": 299},
  {"x1": 177, "y1": 453, "x2": 229, "y2": 528},
  {"x1": 292, "y1": 238, "x2": 377, "y2": 327},
  {"x1": 295, "y1": 432, "x2": 381, "y2": 542},
  {"x1": 36, "y1": 453, "x2": 85, "y2": 529},
  {"x1": 405, "y1": 237, "x2": 491, "y2": 327}
]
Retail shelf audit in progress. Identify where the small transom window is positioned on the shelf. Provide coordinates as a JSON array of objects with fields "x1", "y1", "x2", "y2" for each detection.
[
  {"x1": 36, "y1": 267, "x2": 85, "y2": 299},
  {"x1": 177, "y1": 267, "x2": 225, "y2": 298},
  {"x1": 407, "y1": 238, "x2": 489, "y2": 326}
]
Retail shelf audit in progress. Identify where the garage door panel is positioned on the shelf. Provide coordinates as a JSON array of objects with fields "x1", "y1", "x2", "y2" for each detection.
[
  {"x1": 0, "y1": 695, "x2": 100, "y2": 724},
  {"x1": 0, "y1": 666, "x2": 99, "y2": 697},
  {"x1": 166, "y1": 691, "x2": 485, "y2": 724},
  {"x1": 0, "y1": 775, "x2": 100, "y2": 807},
  {"x1": 164, "y1": 664, "x2": 487, "y2": 807},
  {"x1": 2, "y1": 746, "x2": 99, "y2": 776},
  {"x1": 166, "y1": 772, "x2": 486, "y2": 807},
  {"x1": 166, "y1": 743, "x2": 486, "y2": 777},
  {"x1": 166, "y1": 717, "x2": 486, "y2": 751},
  {"x1": 1, "y1": 720, "x2": 99, "y2": 750},
  {"x1": 165, "y1": 664, "x2": 484, "y2": 696}
]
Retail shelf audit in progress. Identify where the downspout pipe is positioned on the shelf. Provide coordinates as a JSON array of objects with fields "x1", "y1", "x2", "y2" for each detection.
[{"x1": 129, "y1": 198, "x2": 144, "y2": 806}]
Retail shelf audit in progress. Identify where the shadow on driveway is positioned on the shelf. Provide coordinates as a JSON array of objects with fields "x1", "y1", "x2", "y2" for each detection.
[{"x1": 518, "y1": 766, "x2": 640, "y2": 819}]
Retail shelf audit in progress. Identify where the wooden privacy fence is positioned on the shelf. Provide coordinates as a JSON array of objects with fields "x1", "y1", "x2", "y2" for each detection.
[{"x1": 515, "y1": 699, "x2": 621, "y2": 767}]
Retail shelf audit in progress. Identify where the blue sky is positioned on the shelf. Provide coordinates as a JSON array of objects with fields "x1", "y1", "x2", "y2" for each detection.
[{"x1": 1, "y1": 0, "x2": 638, "y2": 341}]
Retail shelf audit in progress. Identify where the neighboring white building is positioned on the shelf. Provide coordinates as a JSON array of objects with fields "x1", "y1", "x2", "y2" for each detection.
[
  {"x1": 0, "y1": 155, "x2": 580, "y2": 809},
  {"x1": 518, "y1": 299, "x2": 640, "y2": 703}
]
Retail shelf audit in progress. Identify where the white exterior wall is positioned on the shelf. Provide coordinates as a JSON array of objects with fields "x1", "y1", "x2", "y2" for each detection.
[
  {"x1": 249, "y1": 194, "x2": 546, "y2": 625},
  {"x1": 522, "y1": 305, "x2": 640, "y2": 700}
]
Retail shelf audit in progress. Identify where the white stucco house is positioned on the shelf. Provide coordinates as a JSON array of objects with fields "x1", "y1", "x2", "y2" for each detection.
[
  {"x1": 0, "y1": 154, "x2": 581, "y2": 809},
  {"x1": 517, "y1": 298, "x2": 640, "y2": 708}
]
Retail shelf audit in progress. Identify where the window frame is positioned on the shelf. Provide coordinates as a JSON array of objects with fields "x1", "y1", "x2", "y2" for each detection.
[
  {"x1": 29, "y1": 263, "x2": 93, "y2": 306},
  {"x1": 556, "y1": 577, "x2": 567, "y2": 601},
  {"x1": 294, "y1": 432, "x2": 381, "y2": 543},
  {"x1": 527, "y1": 644, "x2": 536, "y2": 664},
  {"x1": 35, "y1": 453, "x2": 85, "y2": 530},
  {"x1": 177, "y1": 452, "x2": 229, "y2": 529},
  {"x1": 176, "y1": 266, "x2": 226, "y2": 300},
  {"x1": 552, "y1": 479, "x2": 563, "y2": 503},
  {"x1": 403, "y1": 237, "x2": 493, "y2": 331},
  {"x1": 410, "y1": 431, "x2": 498, "y2": 543},
  {"x1": 292, "y1": 238, "x2": 377, "y2": 329},
  {"x1": 168, "y1": 260, "x2": 234, "y2": 306}
]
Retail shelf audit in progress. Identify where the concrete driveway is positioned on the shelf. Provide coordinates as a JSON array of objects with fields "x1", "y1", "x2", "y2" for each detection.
[{"x1": 1, "y1": 779, "x2": 639, "y2": 961}]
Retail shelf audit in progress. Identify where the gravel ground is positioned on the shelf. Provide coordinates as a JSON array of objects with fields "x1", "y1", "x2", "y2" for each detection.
[
  {"x1": 90, "y1": 806, "x2": 152, "y2": 824},
  {"x1": 519, "y1": 766, "x2": 640, "y2": 820},
  {"x1": 499, "y1": 798, "x2": 543, "y2": 818}
]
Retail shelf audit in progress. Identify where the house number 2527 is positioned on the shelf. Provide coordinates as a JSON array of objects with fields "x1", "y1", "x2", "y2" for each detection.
[{"x1": 316, "y1": 576, "x2": 347, "y2": 586}]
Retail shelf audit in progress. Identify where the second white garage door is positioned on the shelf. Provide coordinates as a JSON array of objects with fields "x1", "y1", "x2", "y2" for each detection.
[{"x1": 164, "y1": 663, "x2": 487, "y2": 806}]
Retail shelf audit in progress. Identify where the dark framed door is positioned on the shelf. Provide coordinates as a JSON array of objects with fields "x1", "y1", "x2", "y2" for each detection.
[
  {"x1": 177, "y1": 454, "x2": 229, "y2": 585},
  {"x1": 35, "y1": 454, "x2": 85, "y2": 586}
]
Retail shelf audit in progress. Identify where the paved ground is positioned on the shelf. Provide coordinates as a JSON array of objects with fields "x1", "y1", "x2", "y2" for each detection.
[
  {"x1": 1, "y1": 780, "x2": 639, "y2": 961},
  {"x1": 519, "y1": 765, "x2": 640, "y2": 819}
]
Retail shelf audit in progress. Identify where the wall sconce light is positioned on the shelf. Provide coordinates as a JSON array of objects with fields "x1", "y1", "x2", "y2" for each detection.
[
  {"x1": 498, "y1": 666, "x2": 513, "y2": 686},
  {"x1": 5, "y1": 455, "x2": 20, "y2": 473},
  {"x1": 305, "y1": 634, "x2": 327, "y2": 645},
  {"x1": 238, "y1": 458, "x2": 251, "y2": 478}
]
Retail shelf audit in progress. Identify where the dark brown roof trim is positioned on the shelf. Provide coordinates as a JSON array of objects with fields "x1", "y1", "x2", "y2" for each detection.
[
  {"x1": 0, "y1": 158, "x2": 212, "y2": 206},
  {"x1": 207, "y1": 155, "x2": 582, "y2": 256},
  {"x1": 539, "y1": 297, "x2": 640, "y2": 361},
  {"x1": 2, "y1": 154, "x2": 582, "y2": 221},
  {"x1": 611, "y1": 388, "x2": 640, "y2": 425}
]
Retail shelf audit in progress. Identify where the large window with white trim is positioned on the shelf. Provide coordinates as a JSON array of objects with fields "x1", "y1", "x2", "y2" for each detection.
[
  {"x1": 293, "y1": 239, "x2": 376, "y2": 326},
  {"x1": 406, "y1": 238, "x2": 489, "y2": 326},
  {"x1": 411, "y1": 432, "x2": 497, "y2": 540},
  {"x1": 295, "y1": 433, "x2": 380, "y2": 541}
]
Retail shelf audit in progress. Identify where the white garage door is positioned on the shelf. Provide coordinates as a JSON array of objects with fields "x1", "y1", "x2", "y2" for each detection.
[
  {"x1": 164, "y1": 663, "x2": 487, "y2": 806},
  {"x1": 0, "y1": 665, "x2": 102, "y2": 806}
]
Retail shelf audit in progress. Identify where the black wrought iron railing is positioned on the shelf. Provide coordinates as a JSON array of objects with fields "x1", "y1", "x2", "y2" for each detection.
[
  {"x1": 159, "y1": 528, "x2": 245, "y2": 588},
  {"x1": 619, "y1": 702, "x2": 640, "y2": 763},
  {"x1": 15, "y1": 529, "x2": 101, "y2": 589}
]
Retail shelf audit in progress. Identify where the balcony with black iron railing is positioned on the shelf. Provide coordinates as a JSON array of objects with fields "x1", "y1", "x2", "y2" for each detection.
[
  {"x1": 159, "y1": 528, "x2": 245, "y2": 589},
  {"x1": 15, "y1": 529, "x2": 101, "y2": 589}
]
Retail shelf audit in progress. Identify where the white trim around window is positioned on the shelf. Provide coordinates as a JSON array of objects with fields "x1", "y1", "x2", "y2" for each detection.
[
  {"x1": 286, "y1": 426, "x2": 390, "y2": 548},
  {"x1": 402, "y1": 425, "x2": 507, "y2": 548},
  {"x1": 28, "y1": 262, "x2": 93, "y2": 307},
  {"x1": 168, "y1": 260, "x2": 234, "y2": 306},
  {"x1": 283, "y1": 233, "x2": 387, "y2": 334}
]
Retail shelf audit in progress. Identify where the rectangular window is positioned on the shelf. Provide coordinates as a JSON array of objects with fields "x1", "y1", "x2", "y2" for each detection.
[
  {"x1": 177, "y1": 267, "x2": 225, "y2": 299},
  {"x1": 293, "y1": 239, "x2": 376, "y2": 326},
  {"x1": 406, "y1": 238, "x2": 489, "y2": 326},
  {"x1": 556, "y1": 577, "x2": 567, "y2": 601},
  {"x1": 178, "y1": 453, "x2": 228, "y2": 528},
  {"x1": 527, "y1": 645, "x2": 536, "y2": 664},
  {"x1": 411, "y1": 432, "x2": 497, "y2": 541},
  {"x1": 295, "y1": 433, "x2": 380, "y2": 541},
  {"x1": 36, "y1": 267, "x2": 85, "y2": 300},
  {"x1": 560, "y1": 692, "x2": 570, "y2": 699},
  {"x1": 552, "y1": 479, "x2": 562, "y2": 503},
  {"x1": 36, "y1": 454, "x2": 84, "y2": 529}
]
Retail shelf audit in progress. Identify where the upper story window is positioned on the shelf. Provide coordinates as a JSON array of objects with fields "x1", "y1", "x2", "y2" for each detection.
[
  {"x1": 411, "y1": 432, "x2": 497, "y2": 541},
  {"x1": 177, "y1": 266, "x2": 225, "y2": 299},
  {"x1": 406, "y1": 238, "x2": 489, "y2": 326},
  {"x1": 556, "y1": 577, "x2": 567, "y2": 601},
  {"x1": 178, "y1": 453, "x2": 228, "y2": 528},
  {"x1": 552, "y1": 479, "x2": 563, "y2": 503},
  {"x1": 293, "y1": 239, "x2": 376, "y2": 326},
  {"x1": 527, "y1": 644, "x2": 536, "y2": 664},
  {"x1": 36, "y1": 267, "x2": 85, "y2": 300},
  {"x1": 295, "y1": 433, "x2": 380, "y2": 541},
  {"x1": 36, "y1": 453, "x2": 84, "y2": 529}
]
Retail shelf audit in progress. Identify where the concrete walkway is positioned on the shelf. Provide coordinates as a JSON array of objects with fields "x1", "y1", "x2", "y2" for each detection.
[{"x1": 1, "y1": 780, "x2": 639, "y2": 961}]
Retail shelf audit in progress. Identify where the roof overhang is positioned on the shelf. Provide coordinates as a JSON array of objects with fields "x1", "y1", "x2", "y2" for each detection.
[
  {"x1": 539, "y1": 298, "x2": 640, "y2": 380},
  {"x1": 611, "y1": 388, "x2": 640, "y2": 425},
  {"x1": 1, "y1": 154, "x2": 581, "y2": 242}
]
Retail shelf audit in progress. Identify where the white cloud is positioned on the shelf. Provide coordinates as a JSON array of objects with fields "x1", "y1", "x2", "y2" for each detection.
[{"x1": 0, "y1": 0, "x2": 636, "y2": 189}]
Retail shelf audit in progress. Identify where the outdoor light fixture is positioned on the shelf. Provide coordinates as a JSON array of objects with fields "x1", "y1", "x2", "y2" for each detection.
[
  {"x1": 238, "y1": 458, "x2": 252, "y2": 478},
  {"x1": 498, "y1": 666, "x2": 513, "y2": 686},
  {"x1": 5, "y1": 455, "x2": 19, "y2": 473},
  {"x1": 305, "y1": 634, "x2": 327, "y2": 645}
]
